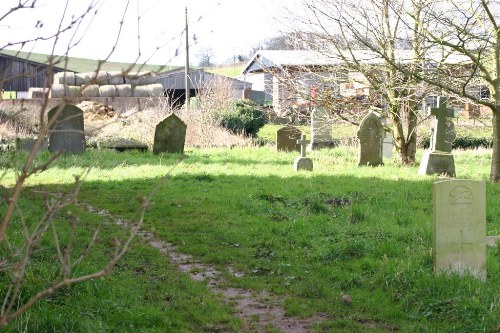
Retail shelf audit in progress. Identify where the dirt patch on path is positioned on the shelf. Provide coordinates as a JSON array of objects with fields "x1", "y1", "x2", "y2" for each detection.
[{"x1": 84, "y1": 203, "x2": 328, "y2": 332}]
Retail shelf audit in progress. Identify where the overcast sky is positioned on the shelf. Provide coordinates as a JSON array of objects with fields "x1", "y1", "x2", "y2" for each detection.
[{"x1": 1, "y1": 0, "x2": 298, "y2": 66}]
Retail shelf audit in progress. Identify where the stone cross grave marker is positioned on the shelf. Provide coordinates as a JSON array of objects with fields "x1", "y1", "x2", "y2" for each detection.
[
  {"x1": 357, "y1": 111, "x2": 384, "y2": 166},
  {"x1": 276, "y1": 126, "x2": 301, "y2": 152},
  {"x1": 153, "y1": 113, "x2": 187, "y2": 154},
  {"x1": 433, "y1": 179, "x2": 486, "y2": 279},
  {"x1": 48, "y1": 104, "x2": 85, "y2": 154},
  {"x1": 294, "y1": 134, "x2": 313, "y2": 171},
  {"x1": 431, "y1": 96, "x2": 455, "y2": 152}
]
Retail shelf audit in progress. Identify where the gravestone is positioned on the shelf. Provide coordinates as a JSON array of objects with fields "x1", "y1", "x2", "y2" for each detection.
[
  {"x1": 357, "y1": 111, "x2": 384, "y2": 166},
  {"x1": 48, "y1": 104, "x2": 85, "y2": 154},
  {"x1": 276, "y1": 126, "x2": 301, "y2": 152},
  {"x1": 16, "y1": 137, "x2": 48, "y2": 153},
  {"x1": 419, "y1": 97, "x2": 456, "y2": 177},
  {"x1": 294, "y1": 134, "x2": 313, "y2": 171},
  {"x1": 309, "y1": 107, "x2": 333, "y2": 149},
  {"x1": 433, "y1": 179, "x2": 486, "y2": 279},
  {"x1": 383, "y1": 131, "x2": 394, "y2": 158},
  {"x1": 153, "y1": 114, "x2": 187, "y2": 154},
  {"x1": 99, "y1": 138, "x2": 148, "y2": 152}
]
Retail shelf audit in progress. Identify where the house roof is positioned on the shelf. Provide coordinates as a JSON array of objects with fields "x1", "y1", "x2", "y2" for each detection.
[{"x1": 241, "y1": 49, "x2": 472, "y2": 75}]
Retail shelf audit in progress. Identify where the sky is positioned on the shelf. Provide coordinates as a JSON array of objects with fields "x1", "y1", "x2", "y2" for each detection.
[{"x1": 0, "y1": 0, "x2": 298, "y2": 66}]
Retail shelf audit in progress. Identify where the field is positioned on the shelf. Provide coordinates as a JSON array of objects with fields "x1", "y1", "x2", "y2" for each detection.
[{"x1": 1, "y1": 144, "x2": 499, "y2": 332}]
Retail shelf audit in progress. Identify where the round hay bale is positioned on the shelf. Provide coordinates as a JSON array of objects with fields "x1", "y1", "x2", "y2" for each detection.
[
  {"x1": 82, "y1": 85, "x2": 100, "y2": 97},
  {"x1": 116, "y1": 84, "x2": 132, "y2": 97},
  {"x1": 50, "y1": 84, "x2": 67, "y2": 98},
  {"x1": 67, "y1": 86, "x2": 81, "y2": 98},
  {"x1": 147, "y1": 83, "x2": 164, "y2": 97},
  {"x1": 132, "y1": 85, "x2": 148, "y2": 97},
  {"x1": 125, "y1": 71, "x2": 156, "y2": 85},
  {"x1": 96, "y1": 71, "x2": 109, "y2": 85},
  {"x1": 75, "y1": 73, "x2": 92, "y2": 85},
  {"x1": 54, "y1": 72, "x2": 76, "y2": 85},
  {"x1": 99, "y1": 85, "x2": 117, "y2": 97},
  {"x1": 108, "y1": 71, "x2": 125, "y2": 85}
]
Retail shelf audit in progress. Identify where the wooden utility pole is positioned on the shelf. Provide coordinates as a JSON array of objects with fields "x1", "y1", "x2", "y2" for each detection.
[{"x1": 185, "y1": 6, "x2": 190, "y2": 110}]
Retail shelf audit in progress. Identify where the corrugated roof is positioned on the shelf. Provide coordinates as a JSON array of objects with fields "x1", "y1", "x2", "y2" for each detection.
[{"x1": 242, "y1": 49, "x2": 472, "y2": 74}]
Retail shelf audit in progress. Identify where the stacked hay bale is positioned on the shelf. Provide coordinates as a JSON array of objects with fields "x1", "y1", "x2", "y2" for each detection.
[{"x1": 50, "y1": 71, "x2": 164, "y2": 98}]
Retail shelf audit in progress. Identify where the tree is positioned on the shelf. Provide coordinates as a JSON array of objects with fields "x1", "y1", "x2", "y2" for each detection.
[
  {"x1": 398, "y1": 0, "x2": 500, "y2": 182},
  {"x1": 196, "y1": 47, "x2": 215, "y2": 67},
  {"x1": 287, "y1": 0, "x2": 430, "y2": 164}
]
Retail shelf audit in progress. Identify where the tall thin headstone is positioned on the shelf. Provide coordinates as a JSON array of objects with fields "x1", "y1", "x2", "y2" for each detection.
[
  {"x1": 419, "y1": 97, "x2": 456, "y2": 176},
  {"x1": 48, "y1": 104, "x2": 85, "y2": 154},
  {"x1": 383, "y1": 131, "x2": 394, "y2": 158},
  {"x1": 309, "y1": 107, "x2": 332, "y2": 149},
  {"x1": 357, "y1": 111, "x2": 384, "y2": 166},
  {"x1": 276, "y1": 126, "x2": 301, "y2": 152},
  {"x1": 153, "y1": 114, "x2": 187, "y2": 154},
  {"x1": 433, "y1": 179, "x2": 486, "y2": 279}
]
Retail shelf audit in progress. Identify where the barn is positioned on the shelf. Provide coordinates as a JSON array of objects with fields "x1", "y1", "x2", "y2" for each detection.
[{"x1": 0, "y1": 51, "x2": 69, "y2": 99}]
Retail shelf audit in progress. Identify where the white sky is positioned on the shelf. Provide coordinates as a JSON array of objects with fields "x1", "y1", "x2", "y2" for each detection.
[{"x1": 0, "y1": 0, "x2": 298, "y2": 66}]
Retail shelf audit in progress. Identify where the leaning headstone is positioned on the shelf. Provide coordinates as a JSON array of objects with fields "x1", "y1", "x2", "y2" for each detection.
[
  {"x1": 153, "y1": 114, "x2": 187, "y2": 154},
  {"x1": 294, "y1": 134, "x2": 313, "y2": 171},
  {"x1": 276, "y1": 126, "x2": 301, "y2": 152},
  {"x1": 419, "y1": 97, "x2": 456, "y2": 177},
  {"x1": 309, "y1": 107, "x2": 333, "y2": 149},
  {"x1": 357, "y1": 111, "x2": 384, "y2": 166},
  {"x1": 383, "y1": 131, "x2": 394, "y2": 158},
  {"x1": 433, "y1": 179, "x2": 486, "y2": 279},
  {"x1": 48, "y1": 104, "x2": 85, "y2": 154}
]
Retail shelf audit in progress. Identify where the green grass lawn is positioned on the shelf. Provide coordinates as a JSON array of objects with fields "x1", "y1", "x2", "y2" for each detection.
[{"x1": 1, "y1": 147, "x2": 499, "y2": 332}]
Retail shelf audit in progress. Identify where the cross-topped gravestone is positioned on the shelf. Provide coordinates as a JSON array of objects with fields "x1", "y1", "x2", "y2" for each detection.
[
  {"x1": 294, "y1": 134, "x2": 313, "y2": 171},
  {"x1": 430, "y1": 97, "x2": 455, "y2": 152},
  {"x1": 433, "y1": 179, "x2": 486, "y2": 280},
  {"x1": 297, "y1": 134, "x2": 310, "y2": 158}
]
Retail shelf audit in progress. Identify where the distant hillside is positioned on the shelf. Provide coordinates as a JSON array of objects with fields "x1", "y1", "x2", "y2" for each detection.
[
  {"x1": 0, "y1": 49, "x2": 172, "y2": 73},
  {"x1": 205, "y1": 62, "x2": 246, "y2": 78}
]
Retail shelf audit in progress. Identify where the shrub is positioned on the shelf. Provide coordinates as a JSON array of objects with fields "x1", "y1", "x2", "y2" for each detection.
[
  {"x1": 216, "y1": 100, "x2": 266, "y2": 137},
  {"x1": 419, "y1": 135, "x2": 493, "y2": 149}
]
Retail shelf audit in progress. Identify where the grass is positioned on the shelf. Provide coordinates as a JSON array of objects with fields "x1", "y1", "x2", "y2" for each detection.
[
  {"x1": 0, "y1": 49, "x2": 169, "y2": 73},
  {"x1": 1, "y1": 147, "x2": 499, "y2": 332},
  {"x1": 205, "y1": 63, "x2": 246, "y2": 78}
]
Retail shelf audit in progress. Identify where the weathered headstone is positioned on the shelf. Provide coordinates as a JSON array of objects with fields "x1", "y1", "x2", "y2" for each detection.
[
  {"x1": 419, "y1": 97, "x2": 456, "y2": 177},
  {"x1": 383, "y1": 131, "x2": 394, "y2": 158},
  {"x1": 294, "y1": 134, "x2": 313, "y2": 171},
  {"x1": 48, "y1": 104, "x2": 85, "y2": 154},
  {"x1": 309, "y1": 107, "x2": 333, "y2": 149},
  {"x1": 276, "y1": 126, "x2": 301, "y2": 152},
  {"x1": 357, "y1": 111, "x2": 384, "y2": 166},
  {"x1": 153, "y1": 114, "x2": 187, "y2": 154},
  {"x1": 16, "y1": 137, "x2": 48, "y2": 153},
  {"x1": 433, "y1": 179, "x2": 486, "y2": 279}
]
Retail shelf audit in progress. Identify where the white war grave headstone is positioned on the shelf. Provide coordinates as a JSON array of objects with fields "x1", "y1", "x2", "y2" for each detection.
[{"x1": 433, "y1": 179, "x2": 486, "y2": 279}]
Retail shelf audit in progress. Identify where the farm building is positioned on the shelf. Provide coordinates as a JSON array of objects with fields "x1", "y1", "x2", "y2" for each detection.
[
  {"x1": 157, "y1": 67, "x2": 252, "y2": 108},
  {"x1": 0, "y1": 52, "x2": 69, "y2": 99}
]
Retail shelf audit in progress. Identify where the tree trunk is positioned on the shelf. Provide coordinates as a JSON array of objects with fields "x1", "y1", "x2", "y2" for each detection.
[{"x1": 491, "y1": 109, "x2": 500, "y2": 182}]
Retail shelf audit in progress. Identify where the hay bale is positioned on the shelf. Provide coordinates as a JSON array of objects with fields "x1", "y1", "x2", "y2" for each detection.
[
  {"x1": 54, "y1": 72, "x2": 76, "y2": 85},
  {"x1": 147, "y1": 83, "x2": 164, "y2": 97},
  {"x1": 125, "y1": 71, "x2": 157, "y2": 85},
  {"x1": 50, "y1": 84, "x2": 66, "y2": 98},
  {"x1": 108, "y1": 71, "x2": 125, "y2": 85},
  {"x1": 132, "y1": 85, "x2": 148, "y2": 97},
  {"x1": 116, "y1": 84, "x2": 132, "y2": 97},
  {"x1": 82, "y1": 85, "x2": 100, "y2": 97},
  {"x1": 99, "y1": 85, "x2": 117, "y2": 97},
  {"x1": 67, "y1": 86, "x2": 81, "y2": 97},
  {"x1": 75, "y1": 73, "x2": 92, "y2": 85},
  {"x1": 96, "y1": 71, "x2": 109, "y2": 85}
]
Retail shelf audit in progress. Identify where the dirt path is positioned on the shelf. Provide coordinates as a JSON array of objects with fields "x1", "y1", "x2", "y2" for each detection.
[{"x1": 84, "y1": 203, "x2": 328, "y2": 332}]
